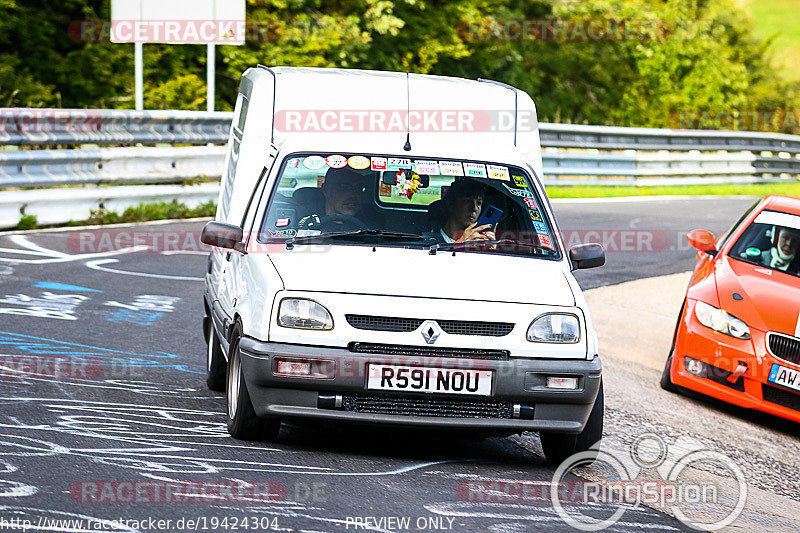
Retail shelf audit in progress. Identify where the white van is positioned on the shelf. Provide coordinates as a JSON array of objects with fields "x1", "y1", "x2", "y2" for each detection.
[{"x1": 201, "y1": 66, "x2": 605, "y2": 464}]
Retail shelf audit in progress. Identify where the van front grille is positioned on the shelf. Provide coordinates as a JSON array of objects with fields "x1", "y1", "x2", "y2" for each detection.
[
  {"x1": 348, "y1": 342, "x2": 509, "y2": 360},
  {"x1": 345, "y1": 315, "x2": 514, "y2": 337},
  {"x1": 342, "y1": 393, "x2": 513, "y2": 418}
]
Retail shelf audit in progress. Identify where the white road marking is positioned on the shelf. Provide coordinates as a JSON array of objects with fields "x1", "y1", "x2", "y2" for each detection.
[{"x1": 85, "y1": 258, "x2": 203, "y2": 281}]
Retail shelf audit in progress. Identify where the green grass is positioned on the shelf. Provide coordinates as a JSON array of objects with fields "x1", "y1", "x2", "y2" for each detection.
[
  {"x1": 745, "y1": 0, "x2": 800, "y2": 80},
  {"x1": 545, "y1": 181, "x2": 800, "y2": 198}
]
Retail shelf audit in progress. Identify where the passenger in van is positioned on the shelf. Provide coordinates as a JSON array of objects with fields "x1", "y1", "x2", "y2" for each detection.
[
  {"x1": 297, "y1": 167, "x2": 368, "y2": 231},
  {"x1": 760, "y1": 226, "x2": 800, "y2": 273},
  {"x1": 427, "y1": 178, "x2": 497, "y2": 244}
]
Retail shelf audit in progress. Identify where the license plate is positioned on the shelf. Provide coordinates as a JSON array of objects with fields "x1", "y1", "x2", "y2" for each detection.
[
  {"x1": 768, "y1": 363, "x2": 800, "y2": 393},
  {"x1": 366, "y1": 365, "x2": 493, "y2": 396}
]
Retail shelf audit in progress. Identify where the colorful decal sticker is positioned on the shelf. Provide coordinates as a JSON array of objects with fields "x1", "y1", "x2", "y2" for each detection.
[
  {"x1": 533, "y1": 221, "x2": 548, "y2": 235},
  {"x1": 414, "y1": 160, "x2": 440, "y2": 175},
  {"x1": 528, "y1": 208, "x2": 543, "y2": 222},
  {"x1": 513, "y1": 175, "x2": 528, "y2": 188},
  {"x1": 393, "y1": 170, "x2": 423, "y2": 199},
  {"x1": 746, "y1": 247, "x2": 761, "y2": 257},
  {"x1": 303, "y1": 155, "x2": 325, "y2": 170},
  {"x1": 348, "y1": 155, "x2": 370, "y2": 170},
  {"x1": 275, "y1": 218, "x2": 290, "y2": 227},
  {"x1": 288, "y1": 158, "x2": 301, "y2": 168},
  {"x1": 503, "y1": 183, "x2": 534, "y2": 198},
  {"x1": 326, "y1": 155, "x2": 347, "y2": 168},
  {"x1": 538, "y1": 234, "x2": 553, "y2": 249},
  {"x1": 296, "y1": 230, "x2": 321, "y2": 237},
  {"x1": 523, "y1": 198, "x2": 537, "y2": 208},
  {"x1": 388, "y1": 158, "x2": 412, "y2": 169},
  {"x1": 463, "y1": 162, "x2": 487, "y2": 178},
  {"x1": 487, "y1": 164, "x2": 510, "y2": 180},
  {"x1": 371, "y1": 157, "x2": 388, "y2": 171},
  {"x1": 268, "y1": 229, "x2": 298, "y2": 238},
  {"x1": 439, "y1": 161, "x2": 464, "y2": 176},
  {"x1": 379, "y1": 182, "x2": 392, "y2": 197}
]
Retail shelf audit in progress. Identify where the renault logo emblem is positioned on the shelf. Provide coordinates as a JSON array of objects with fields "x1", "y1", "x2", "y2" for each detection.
[{"x1": 420, "y1": 320, "x2": 441, "y2": 344}]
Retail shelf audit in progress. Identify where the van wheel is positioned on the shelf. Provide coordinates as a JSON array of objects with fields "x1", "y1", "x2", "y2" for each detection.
[
  {"x1": 226, "y1": 332, "x2": 280, "y2": 441},
  {"x1": 206, "y1": 324, "x2": 226, "y2": 392},
  {"x1": 540, "y1": 381, "x2": 604, "y2": 465},
  {"x1": 660, "y1": 349, "x2": 678, "y2": 393}
]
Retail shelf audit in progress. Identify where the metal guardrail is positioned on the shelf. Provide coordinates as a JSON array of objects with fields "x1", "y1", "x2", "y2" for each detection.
[
  {"x1": 0, "y1": 109, "x2": 231, "y2": 146},
  {"x1": 1, "y1": 108, "x2": 799, "y2": 229}
]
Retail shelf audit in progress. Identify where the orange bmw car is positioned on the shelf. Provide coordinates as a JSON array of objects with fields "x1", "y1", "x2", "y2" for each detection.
[{"x1": 661, "y1": 195, "x2": 800, "y2": 423}]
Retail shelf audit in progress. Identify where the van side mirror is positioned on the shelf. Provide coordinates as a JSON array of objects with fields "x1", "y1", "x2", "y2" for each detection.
[
  {"x1": 569, "y1": 243, "x2": 605, "y2": 270},
  {"x1": 687, "y1": 229, "x2": 717, "y2": 256},
  {"x1": 201, "y1": 221, "x2": 245, "y2": 252}
]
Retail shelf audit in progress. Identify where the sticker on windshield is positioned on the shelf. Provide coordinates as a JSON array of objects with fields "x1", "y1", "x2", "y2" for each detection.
[
  {"x1": 439, "y1": 161, "x2": 464, "y2": 176},
  {"x1": 746, "y1": 247, "x2": 761, "y2": 257},
  {"x1": 268, "y1": 228, "x2": 297, "y2": 238},
  {"x1": 379, "y1": 182, "x2": 392, "y2": 197},
  {"x1": 513, "y1": 175, "x2": 528, "y2": 188},
  {"x1": 533, "y1": 221, "x2": 548, "y2": 235},
  {"x1": 303, "y1": 155, "x2": 325, "y2": 170},
  {"x1": 388, "y1": 158, "x2": 412, "y2": 169},
  {"x1": 523, "y1": 198, "x2": 537, "y2": 208},
  {"x1": 538, "y1": 234, "x2": 553, "y2": 249},
  {"x1": 414, "y1": 160, "x2": 440, "y2": 175},
  {"x1": 463, "y1": 162, "x2": 487, "y2": 177},
  {"x1": 275, "y1": 218, "x2": 290, "y2": 227},
  {"x1": 487, "y1": 164, "x2": 510, "y2": 180},
  {"x1": 503, "y1": 183, "x2": 534, "y2": 198},
  {"x1": 348, "y1": 155, "x2": 370, "y2": 170},
  {"x1": 296, "y1": 230, "x2": 321, "y2": 237},
  {"x1": 326, "y1": 155, "x2": 347, "y2": 168},
  {"x1": 371, "y1": 157, "x2": 387, "y2": 171},
  {"x1": 528, "y1": 208, "x2": 543, "y2": 222}
]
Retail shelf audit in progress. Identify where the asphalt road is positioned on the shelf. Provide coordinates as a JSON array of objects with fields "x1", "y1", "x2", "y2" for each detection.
[{"x1": 0, "y1": 197, "x2": 769, "y2": 532}]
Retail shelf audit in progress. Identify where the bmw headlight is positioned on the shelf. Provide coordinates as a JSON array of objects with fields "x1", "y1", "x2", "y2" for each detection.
[
  {"x1": 527, "y1": 314, "x2": 580, "y2": 343},
  {"x1": 277, "y1": 299, "x2": 333, "y2": 330},
  {"x1": 694, "y1": 301, "x2": 750, "y2": 339}
]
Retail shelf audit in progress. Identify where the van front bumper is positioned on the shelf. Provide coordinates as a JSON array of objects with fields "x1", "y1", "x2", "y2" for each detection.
[{"x1": 238, "y1": 338, "x2": 602, "y2": 434}]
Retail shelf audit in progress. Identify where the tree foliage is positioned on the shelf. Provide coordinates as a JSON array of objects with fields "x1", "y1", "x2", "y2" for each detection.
[{"x1": 1, "y1": 0, "x2": 797, "y2": 128}]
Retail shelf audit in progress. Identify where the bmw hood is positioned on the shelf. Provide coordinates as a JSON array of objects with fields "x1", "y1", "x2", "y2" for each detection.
[
  {"x1": 268, "y1": 245, "x2": 575, "y2": 306},
  {"x1": 716, "y1": 257, "x2": 800, "y2": 336}
]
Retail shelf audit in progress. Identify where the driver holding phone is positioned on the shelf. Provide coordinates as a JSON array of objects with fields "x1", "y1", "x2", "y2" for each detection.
[{"x1": 430, "y1": 179, "x2": 498, "y2": 244}]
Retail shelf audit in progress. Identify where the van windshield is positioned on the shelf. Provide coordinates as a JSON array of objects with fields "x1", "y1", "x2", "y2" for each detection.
[{"x1": 259, "y1": 153, "x2": 560, "y2": 258}]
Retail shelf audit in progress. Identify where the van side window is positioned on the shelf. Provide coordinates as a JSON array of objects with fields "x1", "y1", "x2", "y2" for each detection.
[{"x1": 220, "y1": 93, "x2": 250, "y2": 221}]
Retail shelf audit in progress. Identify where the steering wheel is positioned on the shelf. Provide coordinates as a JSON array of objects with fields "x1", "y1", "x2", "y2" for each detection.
[{"x1": 317, "y1": 214, "x2": 367, "y2": 232}]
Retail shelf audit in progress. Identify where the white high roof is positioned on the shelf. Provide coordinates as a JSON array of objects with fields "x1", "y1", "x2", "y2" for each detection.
[{"x1": 242, "y1": 66, "x2": 543, "y2": 175}]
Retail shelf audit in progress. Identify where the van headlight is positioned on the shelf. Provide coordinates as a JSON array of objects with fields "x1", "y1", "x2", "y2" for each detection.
[
  {"x1": 694, "y1": 301, "x2": 750, "y2": 339},
  {"x1": 277, "y1": 299, "x2": 333, "y2": 330},
  {"x1": 526, "y1": 314, "x2": 580, "y2": 343}
]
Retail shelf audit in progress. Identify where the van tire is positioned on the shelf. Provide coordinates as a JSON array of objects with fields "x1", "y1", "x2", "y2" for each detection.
[
  {"x1": 206, "y1": 324, "x2": 226, "y2": 392},
  {"x1": 540, "y1": 381, "x2": 604, "y2": 465},
  {"x1": 226, "y1": 330, "x2": 280, "y2": 441}
]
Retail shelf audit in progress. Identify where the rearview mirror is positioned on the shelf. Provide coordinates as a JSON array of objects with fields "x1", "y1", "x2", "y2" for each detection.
[
  {"x1": 687, "y1": 229, "x2": 717, "y2": 255},
  {"x1": 569, "y1": 243, "x2": 605, "y2": 270},
  {"x1": 201, "y1": 221, "x2": 245, "y2": 252}
]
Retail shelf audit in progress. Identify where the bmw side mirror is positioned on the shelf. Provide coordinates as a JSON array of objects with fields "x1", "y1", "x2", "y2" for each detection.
[
  {"x1": 201, "y1": 221, "x2": 245, "y2": 252},
  {"x1": 569, "y1": 243, "x2": 605, "y2": 270},
  {"x1": 687, "y1": 229, "x2": 717, "y2": 256}
]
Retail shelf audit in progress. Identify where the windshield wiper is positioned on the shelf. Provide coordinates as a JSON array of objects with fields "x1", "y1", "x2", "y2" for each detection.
[
  {"x1": 436, "y1": 238, "x2": 547, "y2": 253},
  {"x1": 286, "y1": 230, "x2": 424, "y2": 248}
]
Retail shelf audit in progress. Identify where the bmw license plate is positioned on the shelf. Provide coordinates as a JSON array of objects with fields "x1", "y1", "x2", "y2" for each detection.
[
  {"x1": 367, "y1": 364, "x2": 493, "y2": 396},
  {"x1": 768, "y1": 363, "x2": 800, "y2": 393}
]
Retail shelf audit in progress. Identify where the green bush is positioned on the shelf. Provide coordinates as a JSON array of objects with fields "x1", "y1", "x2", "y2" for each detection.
[{"x1": 16, "y1": 214, "x2": 37, "y2": 230}]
